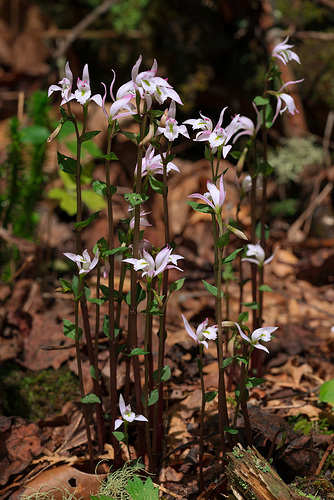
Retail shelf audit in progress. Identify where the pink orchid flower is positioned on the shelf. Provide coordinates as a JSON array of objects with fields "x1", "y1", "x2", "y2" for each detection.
[
  {"x1": 116, "y1": 56, "x2": 182, "y2": 110},
  {"x1": 101, "y1": 70, "x2": 135, "y2": 123},
  {"x1": 272, "y1": 36, "x2": 301, "y2": 65},
  {"x1": 188, "y1": 174, "x2": 226, "y2": 215},
  {"x1": 123, "y1": 247, "x2": 183, "y2": 279},
  {"x1": 48, "y1": 61, "x2": 75, "y2": 105},
  {"x1": 64, "y1": 248, "x2": 99, "y2": 275},
  {"x1": 157, "y1": 101, "x2": 189, "y2": 141},
  {"x1": 234, "y1": 322, "x2": 277, "y2": 353},
  {"x1": 135, "y1": 145, "x2": 180, "y2": 178},
  {"x1": 182, "y1": 314, "x2": 217, "y2": 349},
  {"x1": 74, "y1": 64, "x2": 102, "y2": 106},
  {"x1": 241, "y1": 243, "x2": 276, "y2": 267},
  {"x1": 114, "y1": 394, "x2": 148, "y2": 430},
  {"x1": 270, "y1": 79, "x2": 304, "y2": 123}
]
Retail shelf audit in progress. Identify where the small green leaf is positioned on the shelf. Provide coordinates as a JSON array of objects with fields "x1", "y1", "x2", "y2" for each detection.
[
  {"x1": 92, "y1": 180, "x2": 107, "y2": 196},
  {"x1": 124, "y1": 192, "x2": 149, "y2": 207},
  {"x1": 217, "y1": 232, "x2": 229, "y2": 248},
  {"x1": 127, "y1": 348, "x2": 150, "y2": 356},
  {"x1": 161, "y1": 364, "x2": 171, "y2": 382},
  {"x1": 224, "y1": 426, "x2": 239, "y2": 435},
  {"x1": 223, "y1": 356, "x2": 236, "y2": 369},
  {"x1": 319, "y1": 379, "x2": 334, "y2": 406},
  {"x1": 221, "y1": 248, "x2": 243, "y2": 265},
  {"x1": 57, "y1": 151, "x2": 78, "y2": 175},
  {"x1": 121, "y1": 130, "x2": 139, "y2": 142},
  {"x1": 127, "y1": 476, "x2": 159, "y2": 500},
  {"x1": 253, "y1": 96, "x2": 270, "y2": 106},
  {"x1": 258, "y1": 284, "x2": 273, "y2": 292},
  {"x1": 74, "y1": 211, "x2": 100, "y2": 230},
  {"x1": 149, "y1": 175, "x2": 164, "y2": 194},
  {"x1": 88, "y1": 296, "x2": 108, "y2": 305},
  {"x1": 125, "y1": 282, "x2": 146, "y2": 306},
  {"x1": 113, "y1": 431, "x2": 125, "y2": 441},
  {"x1": 81, "y1": 130, "x2": 100, "y2": 142},
  {"x1": 186, "y1": 200, "x2": 212, "y2": 213},
  {"x1": 59, "y1": 278, "x2": 72, "y2": 292},
  {"x1": 238, "y1": 311, "x2": 249, "y2": 323},
  {"x1": 63, "y1": 319, "x2": 82, "y2": 341},
  {"x1": 147, "y1": 389, "x2": 159, "y2": 406},
  {"x1": 101, "y1": 152, "x2": 119, "y2": 161},
  {"x1": 104, "y1": 246, "x2": 129, "y2": 256},
  {"x1": 90, "y1": 365, "x2": 97, "y2": 380},
  {"x1": 242, "y1": 301, "x2": 259, "y2": 310},
  {"x1": 80, "y1": 393, "x2": 101, "y2": 404},
  {"x1": 205, "y1": 391, "x2": 218, "y2": 403},
  {"x1": 169, "y1": 278, "x2": 185, "y2": 293},
  {"x1": 246, "y1": 377, "x2": 266, "y2": 388},
  {"x1": 202, "y1": 280, "x2": 224, "y2": 299}
]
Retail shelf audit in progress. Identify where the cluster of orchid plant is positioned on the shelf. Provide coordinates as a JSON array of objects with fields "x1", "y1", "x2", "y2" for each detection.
[{"x1": 48, "y1": 35, "x2": 302, "y2": 481}]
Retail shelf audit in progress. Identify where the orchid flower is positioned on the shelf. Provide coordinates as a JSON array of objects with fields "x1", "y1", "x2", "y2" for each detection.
[
  {"x1": 182, "y1": 314, "x2": 217, "y2": 349},
  {"x1": 188, "y1": 174, "x2": 226, "y2": 215},
  {"x1": 157, "y1": 101, "x2": 189, "y2": 141},
  {"x1": 184, "y1": 107, "x2": 239, "y2": 156},
  {"x1": 135, "y1": 145, "x2": 180, "y2": 178},
  {"x1": 48, "y1": 61, "x2": 75, "y2": 105},
  {"x1": 74, "y1": 64, "x2": 102, "y2": 106},
  {"x1": 270, "y1": 79, "x2": 304, "y2": 123},
  {"x1": 114, "y1": 394, "x2": 148, "y2": 430},
  {"x1": 234, "y1": 322, "x2": 277, "y2": 353},
  {"x1": 123, "y1": 246, "x2": 183, "y2": 279},
  {"x1": 233, "y1": 104, "x2": 261, "y2": 143},
  {"x1": 241, "y1": 174, "x2": 263, "y2": 195},
  {"x1": 272, "y1": 36, "x2": 301, "y2": 65},
  {"x1": 128, "y1": 208, "x2": 152, "y2": 229},
  {"x1": 242, "y1": 243, "x2": 276, "y2": 267},
  {"x1": 101, "y1": 70, "x2": 135, "y2": 123},
  {"x1": 116, "y1": 56, "x2": 183, "y2": 110},
  {"x1": 64, "y1": 248, "x2": 99, "y2": 275}
]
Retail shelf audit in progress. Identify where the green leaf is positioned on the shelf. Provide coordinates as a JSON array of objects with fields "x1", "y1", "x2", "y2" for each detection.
[
  {"x1": 88, "y1": 296, "x2": 108, "y2": 305},
  {"x1": 204, "y1": 145, "x2": 212, "y2": 162},
  {"x1": 59, "y1": 278, "x2": 72, "y2": 292},
  {"x1": 74, "y1": 211, "x2": 100, "y2": 230},
  {"x1": 112, "y1": 431, "x2": 125, "y2": 442},
  {"x1": 186, "y1": 200, "x2": 212, "y2": 213},
  {"x1": 90, "y1": 365, "x2": 97, "y2": 380},
  {"x1": 223, "y1": 356, "x2": 236, "y2": 369},
  {"x1": 92, "y1": 180, "x2": 107, "y2": 196},
  {"x1": 104, "y1": 246, "x2": 129, "y2": 256},
  {"x1": 169, "y1": 278, "x2": 185, "y2": 293},
  {"x1": 57, "y1": 151, "x2": 78, "y2": 175},
  {"x1": 319, "y1": 379, "x2": 334, "y2": 406},
  {"x1": 253, "y1": 96, "x2": 270, "y2": 106},
  {"x1": 48, "y1": 188, "x2": 77, "y2": 216},
  {"x1": 217, "y1": 232, "x2": 229, "y2": 248},
  {"x1": 63, "y1": 319, "x2": 82, "y2": 341},
  {"x1": 221, "y1": 248, "x2": 243, "y2": 265},
  {"x1": 242, "y1": 301, "x2": 259, "y2": 310},
  {"x1": 81, "y1": 393, "x2": 101, "y2": 404},
  {"x1": 127, "y1": 476, "x2": 159, "y2": 500},
  {"x1": 224, "y1": 426, "x2": 239, "y2": 435},
  {"x1": 147, "y1": 389, "x2": 159, "y2": 406},
  {"x1": 202, "y1": 280, "x2": 224, "y2": 299},
  {"x1": 81, "y1": 130, "x2": 101, "y2": 142},
  {"x1": 121, "y1": 130, "x2": 139, "y2": 142},
  {"x1": 21, "y1": 125, "x2": 50, "y2": 145},
  {"x1": 103, "y1": 314, "x2": 109, "y2": 338},
  {"x1": 238, "y1": 311, "x2": 249, "y2": 324},
  {"x1": 127, "y1": 348, "x2": 150, "y2": 356},
  {"x1": 101, "y1": 152, "x2": 119, "y2": 161},
  {"x1": 149, "y1": 175, "x2": 164, "y2": 194},
  {"x1": 161, "y1": 364, "x2": 171, "y2": 382},
  {"x1": 125, "y1": 282, "x2": 146, "y2": 306},
  {"x1": 124, "y1": 192, "x2": 149, "y2": 207},
  {"x1": 205, "y1": 391, "x2": 218, "y2": 403},
  {"x1": 258, "y1": 284, "x2": 273, "y2": 292},
  {"x1": 246, "y1": 377, "x2": 266, "y2": 388}
]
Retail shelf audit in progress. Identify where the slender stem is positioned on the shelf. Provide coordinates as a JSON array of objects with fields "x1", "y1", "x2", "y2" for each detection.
[
  {"x1": 144, "y1": 283, "x2": 153, "y2": 471},
  {"x1": 199, "y1": 345, "x2": 205, "y2": 491},
  {"x1": 152, "y1": 313, "x2": 165, "y2": 466}
]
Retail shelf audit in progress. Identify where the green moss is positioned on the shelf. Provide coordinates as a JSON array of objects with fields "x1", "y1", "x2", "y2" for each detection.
[{"x1": 0, "y1": 362, "x2": 79, "y2": 420}]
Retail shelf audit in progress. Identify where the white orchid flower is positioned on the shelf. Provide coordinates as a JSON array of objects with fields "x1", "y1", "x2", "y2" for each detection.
[
  {"x1": 182, "y1": 315, "x2": 217, "y2": 349},
  {"x1": 242, "y1": 243, "x2": 277, "y2": 267},
  {"x1": 234, "y1": 322, "x2": 277, "y2": 353},
  {"x1": 114, "y1": 394, "x2": 148, "y2": 430},
  {"x1": 64, "y1": 248, "x2": 99, "y2": 276},
  {"x1": 272, "y1": 36, "x2": 301, "y2": 65}
]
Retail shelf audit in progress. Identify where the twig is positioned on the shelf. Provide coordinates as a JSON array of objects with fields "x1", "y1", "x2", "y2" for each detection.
[
  {"x1": 52, "y1": 0, "x2": 121, "y2": 60},
  {"x1": 315, "y1": 438, "x2": 334, "y2": 475}
]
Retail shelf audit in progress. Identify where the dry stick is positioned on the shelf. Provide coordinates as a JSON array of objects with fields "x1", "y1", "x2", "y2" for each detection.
[{"x1": 52, "y1": 0, "x2": 122, "y2": 60}]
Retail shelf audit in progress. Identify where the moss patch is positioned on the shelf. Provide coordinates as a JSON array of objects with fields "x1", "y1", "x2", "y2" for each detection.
[{"x1": 0, "y1": 361, "x2": 79, "y2": 420}]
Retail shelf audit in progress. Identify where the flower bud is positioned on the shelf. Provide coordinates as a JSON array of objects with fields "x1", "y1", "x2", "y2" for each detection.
[{"x1": 47, "y1": 122, "x2": 63, "y2": 143}]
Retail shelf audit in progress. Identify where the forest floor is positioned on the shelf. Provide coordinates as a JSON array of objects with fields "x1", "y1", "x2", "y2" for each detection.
[{"x1": 1, "y1": 139, "x2": 334, "y2": 499}]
